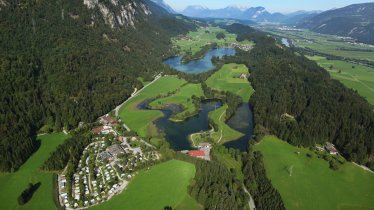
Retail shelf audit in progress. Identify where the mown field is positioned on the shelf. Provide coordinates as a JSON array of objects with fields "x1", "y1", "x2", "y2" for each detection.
[
  {"x1": 90, "y1": 160, "x2": 202, "y2": 210},
  {"x1": 255, "y1": 136, "x2": 374, "y2": 210},
  {"x1": 149, "y1": 83, "x2": 204, "y2": 122},
  {"x1": 173, "y1": 26, "x2": 253, "y2": 56},
  {"x1": 206, "y1": 63, "x2": 254, "y2": 101},
  {"x1": 307, "y1": 56, "x2": 374, "y2": 104},
  {"x1": 0, "y1": 133, "x2": 69, "y2": 210},
  {"x1": 118, "y1": 76, "x2": 186, "y2": 137},
  {"x1": 266, "y1": 28, "x2": 374, "y2": 62}
]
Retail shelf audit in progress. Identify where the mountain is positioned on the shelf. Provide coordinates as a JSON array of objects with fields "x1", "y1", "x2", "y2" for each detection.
[
  {"x1": 0, "y1": 0, "x2": 195, "y2": 172},
  {"x1": 151, "y1": 0, "x2": 175, "y2": 13},
  {"x1": 181, "y1": 5, "x2": 322, "y2": 23},
  {"x1": 182, "y1": 5, "x2": 244, "y2": 20},
  {"x1": 299, "y1": 3, "x2": 374, "y2": 44},
  {"x1": 282, "y1": 11, "x2": 320, "y2": 25}
]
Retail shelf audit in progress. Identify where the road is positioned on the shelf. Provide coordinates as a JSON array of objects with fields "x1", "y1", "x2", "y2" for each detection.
[
  {"x1": 243, "y1": 185, "x2": 256, "y2": 210},
  {"x1": 114, "y1": 73, "x2": 162, "y2": 117}
]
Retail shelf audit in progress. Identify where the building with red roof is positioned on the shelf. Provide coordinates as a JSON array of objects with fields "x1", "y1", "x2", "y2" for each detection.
[{"x1": 188, "y1": 150, "x2": 205, "y2": 157}]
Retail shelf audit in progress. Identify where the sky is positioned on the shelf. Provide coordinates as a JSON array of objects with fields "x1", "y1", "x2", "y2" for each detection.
[{"x1": 164, "y1": 0, "x2": 372, "y2": 13}]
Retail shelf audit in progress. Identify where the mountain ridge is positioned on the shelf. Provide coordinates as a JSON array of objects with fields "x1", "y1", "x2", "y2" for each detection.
[{"x1": 299, "y1": 2, "x2": 374, "y2": 44}]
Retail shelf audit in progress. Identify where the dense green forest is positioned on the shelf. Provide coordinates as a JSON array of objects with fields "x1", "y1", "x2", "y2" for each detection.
[
  {"x1": 0, "y1": 0, "x2": 196, "y2": 172},
  {"x1": 242, "y1": 148, "x2": 285, "y2": 210},
  {"x1": 223, "y1": 23, "x2": 374, "y2": 168},
  {"x1": 175, "y1": 153, "x2": 248, "y2": 210}
]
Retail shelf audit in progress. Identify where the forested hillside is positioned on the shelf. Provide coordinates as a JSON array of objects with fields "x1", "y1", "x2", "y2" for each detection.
[
  {"x1": 299, "y1": 3, "x2": 374, "y2": 44},
  {"x1": 0, "y1": 0, "x2": 196, "y2": 172},
  {"x1": 223, "y1": 23, "x2": 374, "y2": 167}
]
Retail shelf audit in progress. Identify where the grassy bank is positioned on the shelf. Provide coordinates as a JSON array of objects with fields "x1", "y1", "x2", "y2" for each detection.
[
  {"x1": 255, "y1": 136, "x2": 374, "y2": 210},
  {"x1": 0, "y1": 133, "x2": 69, "y2": 210}
]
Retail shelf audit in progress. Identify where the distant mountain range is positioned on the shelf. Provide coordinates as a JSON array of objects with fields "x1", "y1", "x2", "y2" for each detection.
[
  {"x1": 180, "y1": 5, "x2": 321, "y2": 24},
  {"x1": 151, "y1": 0, "x2": 176, "y2": 14},
  {"x1": 299, "y1": 3, "x2": 374, "y2": 44}
]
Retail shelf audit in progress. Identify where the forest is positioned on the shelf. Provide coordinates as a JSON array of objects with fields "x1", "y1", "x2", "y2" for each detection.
[
  {"x1": 175, "y1": 153, "x2": 248, "y2": 210},
  {"x1": 242, "y1": 148, "x2": 285, "y2": 210},
  {"x1": 0, "y1": 0, "x2": 196, "y2": 172},
  {"x1": 223, "y1": 23, "x2": 374, "y2": 168}
]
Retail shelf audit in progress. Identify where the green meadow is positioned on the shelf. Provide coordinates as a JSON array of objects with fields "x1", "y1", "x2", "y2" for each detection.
[
  {"x1": 255, "y1": 136, "x2": 374, "y2": 210},
  {"x1": 206, "y1": 63, "x2": 254, "y2": 101},
  {"x1": 173, "y1": 26, "x2": 253, "y2": 56},
  {"x1": 208, "y1": 105, "x2": 244, "y2": 144},
  {"x1": 118, "y1": 76, "x2": 186, "y2": 137},
  {"x1": 0, "y1": 133, "x2": 69, "y2": 210},
  {"x1": 308, "y1": 56, "x2": 374, "y2": 104},
  {"x1": 149, "y1": 83, "x2": 204, "y2": 121},
  {"x1": 90, "y1": 160, "x2": 202, "y2": 210}
]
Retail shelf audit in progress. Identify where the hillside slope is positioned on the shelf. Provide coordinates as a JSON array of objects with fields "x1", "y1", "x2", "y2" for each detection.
[
  {"x1": 0, "y1": 0, "x2": 195, "y2": 172},
  {"x1": 299, "y1": 3, "x2": 374, "y2": 44}
]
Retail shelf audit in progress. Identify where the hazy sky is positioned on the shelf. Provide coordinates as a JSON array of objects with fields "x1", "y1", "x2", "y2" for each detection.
[{"x1": 164, "y1": 0, "x2": 372, "y2": 13}]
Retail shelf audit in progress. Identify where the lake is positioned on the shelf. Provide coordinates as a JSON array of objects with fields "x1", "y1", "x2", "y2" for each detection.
[
  {"x1": 163, "y1": 48, "x2": 236, "y2": 74},
  {"x1": 139, "y1": 99, "x2": 253, "y2": 151}
]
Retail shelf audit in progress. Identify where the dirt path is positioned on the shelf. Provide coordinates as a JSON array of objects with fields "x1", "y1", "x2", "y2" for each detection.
[{"x1": 217, "y1": 111, "x2": 226, "y2": 143}]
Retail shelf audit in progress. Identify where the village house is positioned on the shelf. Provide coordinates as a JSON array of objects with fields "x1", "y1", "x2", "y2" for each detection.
[
  {"x1": 91, "y1": 126, "x2": 115, "y2": 135},
  {"x1": 100, "y1": 115, "x2": 118, "y2": 126},
  {"x1": 325, "y1": 142, "x2": 338, "y2": 155},
  {"x1": 240, "y1": 73, "x2": 249, "y2": 79}
]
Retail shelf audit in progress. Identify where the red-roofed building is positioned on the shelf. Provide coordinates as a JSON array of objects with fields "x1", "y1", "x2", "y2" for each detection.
[{"x1": 188, "y1": 150, "x2": 205, "y2": 157}]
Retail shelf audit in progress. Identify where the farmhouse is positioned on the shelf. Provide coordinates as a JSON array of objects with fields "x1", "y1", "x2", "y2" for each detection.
[
  {"x1": 100, "y1": 115, "x2": 118, "y2": 126},
  {"x1": 325, "y1": 142, "x2": 338, "y2": 155},
  {"x1": 240, "y1": 73, "x2": 249, "y2": 79},
  {"x1": 91, "y1": 126, "x2": 115, "y2": 135}
]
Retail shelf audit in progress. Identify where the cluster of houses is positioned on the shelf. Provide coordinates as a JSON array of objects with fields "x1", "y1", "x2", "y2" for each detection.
[
  {"x1": 182, "y1": 143, "x2": 212, "y2": 161},
  {"x1": 58, "y1": 115, "x2": 160, "y2": 209},
  {"x1": 176, "y1": 36, "x2": 192, "y2": 41},
  {"x1": 228, "y1": 43, "x2": 253, "y2": 51},
  {"x1": 316, "y1": 142, "x2": 339, "y2": 155},
  {"x1": 91, "y1": 115, "x2": 118, "y2": 135}
]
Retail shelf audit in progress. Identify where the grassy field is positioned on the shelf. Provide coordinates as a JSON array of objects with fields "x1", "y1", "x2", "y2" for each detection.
[
  {"x1": 173, "y1": 26, "x2": 253, "y2": 56},
  {"x1": 0, "y1": 133, "x2": 69, "y2": 210},
  {"x1": 255, "y1": 136, "x2": 374, "y2": 210},
  {"x1": 209, "y1": 105, "x2": 244, "y2": 143},
  {"x1": 206, "y1": 63, "x2": 254, "y2": 101},
  {"x1": 90, "y1": 160, "x2": 202, "y2": 210},
  {"x1": 149, "y1": 83, "x2": 204, "y2": 121},
  {"x1": 265, "y1": 28, "x2": 374, "y2": 62},
  {"x1": 307, "y1": 56, "x2": 374, "y2": 104},
  {"x1": 119, "y1": 76, "x2": 186, "y2": 137}
]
